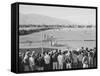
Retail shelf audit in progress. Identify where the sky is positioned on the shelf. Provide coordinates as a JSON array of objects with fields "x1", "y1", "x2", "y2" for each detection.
[{"x1": 19, "y1": 5, "x2": 96, "y2": 25}]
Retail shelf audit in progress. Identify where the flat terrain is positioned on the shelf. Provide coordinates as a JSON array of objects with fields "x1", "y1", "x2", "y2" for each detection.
[{"x1": 19, "y1": 28, "x2": 96, "y2": 50}]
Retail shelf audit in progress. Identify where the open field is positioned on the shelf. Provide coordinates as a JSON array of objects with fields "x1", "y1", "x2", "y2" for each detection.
[{"x1": 19, "y1": 27, "x2": 96, "y2": 50}]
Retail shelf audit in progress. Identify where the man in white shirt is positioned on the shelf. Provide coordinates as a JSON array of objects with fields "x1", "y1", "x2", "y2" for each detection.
[
  {"x1": 44, "y1": 52, "x2": 51, "y2": 70},
  {"x1": 29, "y1": 55, "x2": 35, "y2": 71},
  {"x1": 22, "y1": 51, "x2": 30, "y2": 71},
  {"x1": 82, "y1": 55, "x2": 89, "y2": 68},
  {"x1": 44, "y1": 53, "x2": 50, "y2": 64},
  {"x1": 57, "y1": 53, "x2": 64, "y2": 69}
]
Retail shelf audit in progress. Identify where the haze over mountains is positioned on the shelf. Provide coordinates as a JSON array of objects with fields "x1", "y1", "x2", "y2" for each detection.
[{"x1": 19, "y1": 13, "x2": 72, "y2": 25}]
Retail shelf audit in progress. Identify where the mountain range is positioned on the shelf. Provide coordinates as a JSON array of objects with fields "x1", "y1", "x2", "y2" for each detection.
[{"x1": 19, "y1": 13, "x2": 73, "y2": 25}]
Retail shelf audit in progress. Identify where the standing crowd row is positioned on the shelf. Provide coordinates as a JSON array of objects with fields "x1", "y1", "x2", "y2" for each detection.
[{"x1": 19, "y1": 47, "x2": 96, "y2": 72}]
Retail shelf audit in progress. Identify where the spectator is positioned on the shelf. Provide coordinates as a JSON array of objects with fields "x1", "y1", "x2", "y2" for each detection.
[
  {"x1": 23, "y1": 51, "x2": 30, "y2": 71},
  {"x1": 29, "y1": 54, "x2": 35, "y2": 71},
  {"x1": 57, "y1": 52, "x2": 64, "y2": 69},
  {"x1": 52, "y1": 51, "x2": 58, "y2": 70},
  {"x1": 77, "y1": 52, "x2": 83, "y2": 68},
  {"x1": 65, "y1": 51, "x2": 72, "y2": 69},
  {"x1": 71, "y1": 51, "x2": 78, "y2": 68},
  {"x1": 44, "y1": 52, "x2": 51, "y2": 70},
  {"x1": 82, "y1": 54, "x2": 89, "y2": 68}
]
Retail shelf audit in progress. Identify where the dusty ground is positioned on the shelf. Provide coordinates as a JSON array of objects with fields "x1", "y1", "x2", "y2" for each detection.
[{"x1": 19, "y1": 28, "x2": 96, "y2": 50}]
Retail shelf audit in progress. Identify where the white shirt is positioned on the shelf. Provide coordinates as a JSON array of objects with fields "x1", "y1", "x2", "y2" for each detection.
[
  {"x1": 44, "y1": 54, "x2": 50, "y2": 64},
  {"x1": 65, "y1": 52, "x2": 70, "y2": 57},
  {"x1": 57, "y1": 54, "x2": 63, "y2": 64},
  {"x1": 29, "y1": 56, "x2": 35, "y2": 65},
  {"x1": 23, "y1": 55, "x2": 28, "y2": 63}
]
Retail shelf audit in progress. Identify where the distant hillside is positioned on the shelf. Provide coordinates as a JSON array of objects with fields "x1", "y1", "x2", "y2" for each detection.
[{"x1": 19, "y1": 13, "x2": 72, "y2": 25}]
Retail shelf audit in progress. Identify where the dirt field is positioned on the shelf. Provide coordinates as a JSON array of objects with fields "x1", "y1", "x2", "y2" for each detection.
[{"x1": 19, "y1": 28, "x2": 96, "y2": 49}]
